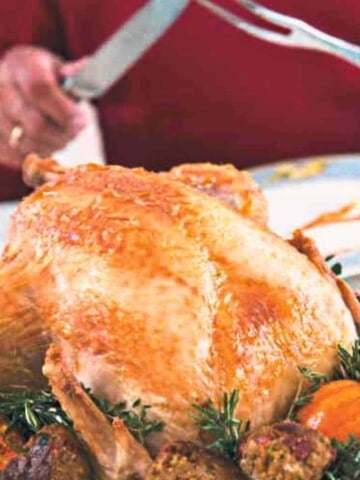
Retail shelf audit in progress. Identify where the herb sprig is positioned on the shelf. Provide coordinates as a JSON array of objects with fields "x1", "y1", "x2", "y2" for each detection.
[
  {"x1": 324, "y1": 436, "x2": 360, "y2": 480},
  {"x1": 325, "y1": 255, "x2": 343, "y2": 276},
  {"x1": 288, "y1": 339, "x2": 360, "y2": 421},
  {"x1": 334, "y1": 339, "x2": 360, "y2": 381},
  {"x1": 87, "y1": 392, "x2": 164, "y2": 445},
  {"x1": 191, "y1": 390, "x2": 249, "y2": 459},
  {"x1": 0, "y1": 388, "x2": 71, "y2": 437},
  {"x1": 287, "y1": 367, "x2": 328, "y2": 421},
  {"x1": 0, "y1": 387, "x2": 163, "y2": 445}
]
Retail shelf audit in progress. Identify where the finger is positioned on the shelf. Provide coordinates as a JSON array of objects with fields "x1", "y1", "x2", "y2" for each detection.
[
  {"x1": 60, "y1": 57, "x2": 89, "y2": 77},
  {"x1": 0, "y1": 113, "x2": 55, "y2": 159},
  {"x1": 0, "y1": 142, "x2": 23, "y2": 168},
  {"x1": 1, "y1": 118, "x2": 60, "y2": 159},
  {"x1": 18, "y1": 107, "x2": 84, "y2": 155},
  {"x1": 0, "y1": 109, "x2": 16, "y2": 146},
  {"x1": 1, "y1": 84, "x2": 84, "y2": 152},
  {"x1": 14, "y1": 55, "x2": 86, "y2": 129},
  {"x1": 16, "y1": 115, "x2": 79, "y2": 157},
  {"x1": 0, "y1": 109, "x2": 30, "y2": 161},
  {"x1": 18, "y1": 138, "x2": 53, "y2": 158}
]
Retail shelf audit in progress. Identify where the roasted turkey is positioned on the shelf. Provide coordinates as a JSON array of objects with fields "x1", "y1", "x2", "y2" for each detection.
[{"x1": 0, "y1": 155, "x2": 358, "y2": 479}]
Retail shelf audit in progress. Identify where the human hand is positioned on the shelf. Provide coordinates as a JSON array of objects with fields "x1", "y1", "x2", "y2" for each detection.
[{"x1": 0, "y1": 46, "x2": 87, "y2": 169}]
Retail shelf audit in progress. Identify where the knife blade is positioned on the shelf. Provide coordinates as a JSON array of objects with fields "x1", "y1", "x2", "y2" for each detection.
[{"x1": 62, "y1": 0, "x2": 190, "y2": 99}]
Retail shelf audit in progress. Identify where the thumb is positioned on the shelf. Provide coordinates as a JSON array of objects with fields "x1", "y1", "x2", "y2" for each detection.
[{"x1": 60, "y1": 57, "x2": 89, "y2": 77}]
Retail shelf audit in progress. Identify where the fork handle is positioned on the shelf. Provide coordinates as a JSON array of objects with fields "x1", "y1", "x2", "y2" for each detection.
[{"x1": 294, "y1": 23, "x2": 360, "y2": 68}]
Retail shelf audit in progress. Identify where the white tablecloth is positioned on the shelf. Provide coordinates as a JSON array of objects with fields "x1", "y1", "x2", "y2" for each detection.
[{"x1": 0, "y1": 201, "x2": 18, "y2": 250}]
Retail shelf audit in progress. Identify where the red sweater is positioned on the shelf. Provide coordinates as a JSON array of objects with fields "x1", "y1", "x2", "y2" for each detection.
[{"x1": 1, "y1": 0, "x2": 360, "y2": 199}]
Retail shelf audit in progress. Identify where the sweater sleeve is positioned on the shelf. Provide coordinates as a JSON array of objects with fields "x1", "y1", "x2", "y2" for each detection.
[
  {"x1": 0, "y1": 0, "x2": 64, "y2": 57},
  {"x1": 0, "y1": 0, "x2": 64, "y2": 201}
]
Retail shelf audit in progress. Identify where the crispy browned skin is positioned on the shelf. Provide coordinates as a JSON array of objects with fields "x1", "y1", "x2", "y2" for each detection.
[
  {"x1": 0, "y1": 156, "x2": 357, "y2": 473},
  {"x1": 167, "y1": 162, "x2": 268, "y2": 225},
  {"x1": 0, "y1": 260, "x2": 50, "y2": 390},
  {"x1": 23, "y1": 157, "x2": 268, "y2": 225},
  {"x1": 290, "y1": 229, "x2": 360, "y2": 330},
  {"x1": 22, "y1": 154, "x2": 67, "y2": 188}
]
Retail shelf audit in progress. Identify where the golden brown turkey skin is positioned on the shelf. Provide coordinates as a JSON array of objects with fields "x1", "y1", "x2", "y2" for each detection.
[
  {"x1": 1, "y1": 161, "x2": 357, "y2": 453},
  {"x1": 166, "y1": 162, "x2": 268, "y2": 225}
]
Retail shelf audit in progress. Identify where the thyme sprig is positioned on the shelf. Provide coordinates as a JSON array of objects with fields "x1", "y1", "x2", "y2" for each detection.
[
  {"x1": 87, "y1": 393, "x2": 164, "y2": 445},
  {"x1": 0, "y1": 388, "x2": 71, "y2": 437},
  {"x1": 287, "y1": 367, "x2": 328, "y2": 421},
  {"x1": 288, "y1": 338, "x2": 360, "y2": 421},
  {"x1": 324, "y1": 436, "x2": 360, "y2": 480},
  {"x1": 191, "y1": 390, "x2": 249, "y2": 459},
  {"x1": 325, "y1": 255, "x2": 343, "y2": 276},
  {"x1": 334, "y1": 339, "x2": 360, "y2": 381},
  {"x1": 0, "y1": 387, "x2": 163, "y2": 445}
]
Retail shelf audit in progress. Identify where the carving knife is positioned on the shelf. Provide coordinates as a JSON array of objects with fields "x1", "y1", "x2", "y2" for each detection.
[{"x1": 62, "y1": 0, "x2": 190, "y2": 99}]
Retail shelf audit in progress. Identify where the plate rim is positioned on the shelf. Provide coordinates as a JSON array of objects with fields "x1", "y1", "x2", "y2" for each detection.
[{"x1": 249, "y1": 152, "x2": 360, "y2": 189}]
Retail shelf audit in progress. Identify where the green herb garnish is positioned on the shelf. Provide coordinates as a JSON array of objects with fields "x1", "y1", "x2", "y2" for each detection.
[
  {"x1": 334, "y1": 339, "x2": 360, "y2": 382},
  {"x1": 288, "y1": 338, "x2": 360, "y2": 421},
  {"x1": 86, "y1": 392, "x2": 164, "y2": 445},
  {"x1": 325, "y1": 255, "x2": 343, "y2": 276},
  {"x1": 287, "y1": 367, "x2": 328, "y2": 421},
  {"x1": 191, "y1": 390, "x2": 249, "y2": 459},
  {"x1": 0, "y1": 387, "x2": 163, "y2": 446},
  {"x1": 0, "y1": 388, "x2": 71, "y2": 437},
  {"x1": 324, "y1": 436, "x2": 360, "y2": 480},
  {"x1": 331, "y1": 263, "x2": 343, "y2": 276}
]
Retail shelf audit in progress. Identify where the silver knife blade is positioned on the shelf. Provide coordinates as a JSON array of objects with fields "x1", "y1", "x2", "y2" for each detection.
[{"x1": 63, "y1": 0, "x2": 190, "y2": 99}]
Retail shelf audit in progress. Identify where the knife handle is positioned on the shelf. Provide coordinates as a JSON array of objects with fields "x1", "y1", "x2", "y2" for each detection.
[{"x1": 61, "y1": 76, "x2": 82, "y2": 101}]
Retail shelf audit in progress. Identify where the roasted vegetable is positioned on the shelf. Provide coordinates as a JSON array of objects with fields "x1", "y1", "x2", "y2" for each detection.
[
  {"x1": 1, "y1": 424, "x2": 90, "y2": 480},
  {"x1": 297, "y1": 379, "x2": 360, "y2": 441},
  {"x1": 0, "y1": 415, "x2": 24, "y2": 471}
]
